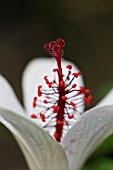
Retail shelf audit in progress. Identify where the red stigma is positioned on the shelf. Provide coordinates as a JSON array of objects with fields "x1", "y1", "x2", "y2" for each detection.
[
  {"x1": 32, "y1": 38, "x2": 92, "y2": 142},
  {"x1": 57, "y1": 38, "x2": 65, "y2": 47},
  {"x1": 44, "y1": 43, "x2": 50, "y2": 50}
]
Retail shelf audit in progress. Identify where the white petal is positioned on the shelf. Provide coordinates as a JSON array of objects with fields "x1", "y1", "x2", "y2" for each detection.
[
  {"x1": 0, "y1": 75, "x2": 25, "y2": 115},
  {"x1": 61, "y1": 105, "x2": 113, "y2": 170},
  {"x1": 97, "y1": 89, "x2": 113, "y2": 107},
  {"x1": 22, "y1": 58, "x2": 84, "y2": 115},
  {"x1": 0, "y1": 108, "x2": 69, "y2": 170}
]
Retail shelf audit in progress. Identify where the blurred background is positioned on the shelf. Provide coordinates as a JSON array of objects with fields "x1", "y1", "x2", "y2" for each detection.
[{"x1": 0, "y1": 0, "x2": 113, "y2": 170}]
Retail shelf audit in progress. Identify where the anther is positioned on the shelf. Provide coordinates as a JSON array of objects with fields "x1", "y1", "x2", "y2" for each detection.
[
  {"x1": 48, "y1": 82, "x2": 53, "y2": 88},
  {"x1": 70, "y1": 101, "x2": 75, "y2": 107},
  {"x1": 31, "y1": 114, "x2": 37, "y2": 119},
  {"x1": 68, "y1": 114, "x2": 74, "y2": 119},
  {"x1": 44, "y1": 76, "x2": 49, "y2": 84},
  {"x1": 85, "y1": 89, "x2": 90, "y2": 94},
  {"x1": 62, "y1": 96, "x2": 67, "y2": 100},
  {"x1": 72, "y1": 84, "x2": 77, "y2": 88},
  {"x1": 33, "y1": 97, "x2": 37, "y2": 108},
  {"x1": 54, "y1": 132, "x2": 58, "y2": 139},
  {"x1": 57, "y1": 120, "x2": 64, "y2": 125},
  {"x1": 53, "y1": 68, "x2": 58, "y2": 72},
  {"x1": 40, "y1": 113, "x2": 46, "y2": 122},
  {"x1": 38, "y1": 85, "x2": 42, "y2": 97},
  {"x1": 60, "y1": 80, "x2": 64, "y2": 87},
  {"x1": 43, "y1": 100, "x2": 48, "y2": 104},
  {"x1": 66, "y1": 65, "x2": 72, "y2": 69},
  {"x1": 72, "y1": 72, "x2": 81, "y2": 78},
  {"x1": 83, "y1": 95, "x2": 92, "y2": 105},
  {"x1": 52, "y1": 105, "x2": 58, "y2": 113}
]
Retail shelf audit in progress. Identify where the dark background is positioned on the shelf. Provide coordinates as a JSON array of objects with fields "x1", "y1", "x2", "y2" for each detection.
[{"x1": 0, "y1": 0, "x2": 113, "y2": 170}]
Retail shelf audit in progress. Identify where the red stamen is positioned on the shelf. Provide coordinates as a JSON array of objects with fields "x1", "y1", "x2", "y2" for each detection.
[
  {"x1": 38, "y1": 85, "x2": 42, "y2": 96},
  {"x1": 54, "y1": 132, "x2": 58, "y2": 139},
  {"x1": 79, "y1": 86, "x2": 85, "y2": 94},
  {"x1": 43, "y1": 100, "x2": 48, "y2": 104},
  {"x1": 53, "y1": 68, "x2": 58, "y2": 72},
  {"x1": 72, "y1": 72, "x2": 81, "y2": 78},
  {"x1": 31, "y1": 114, "x2": 37, "y2": 119},
  {"x1": 88, "y1": 95, "x2": 93, "y2": 100},
  {"x1": 40, "y1": 113, "x2": 46, "y2": 122},
  {"x1": 44, "y1": 76, "x2": 49, "y2": 84},
  {"x1": 60, "y1": 80, "x2": 64, "y2": 87},
  {"x1": 52, "y1": 106, "x2": 58, "y2": 113},
  {"x1": 72, "y1": 84, "x2": 77, "y2": 88},
  {"x1": 48, "y1": 82, "x2": 53, "y2": 88},
  {"x1": 33, "y1": 97, "x2": 37, "y2": 108},
  {"x1": 68, "y1": 114, "x2": 74, "y2": 119},
  {"x1": 57, "y1": 120, "x2": 64, "y2": 125},
  {"x1": 62, "y1": 96, "x2": 67, "y2": 100},
  {"x1": 83, "y1": 95, "x2": 93, "y2": 105},
  {"x1": 70, "y1": 101, "x2": 75, "y2": 107},
  {"x1": 66, "y1": 64, "x2": 72, "y2": 69},
  {"x1": 85, "y1": 89, "x2": 90, "y2": 94}
]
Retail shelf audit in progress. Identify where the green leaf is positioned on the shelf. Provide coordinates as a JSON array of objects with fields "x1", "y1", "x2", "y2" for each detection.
[
  {"x1": 62, "y1": 105, "x2": 113, "y2": 170},
  {"x1": 0, "y1": 108, "x2": 69, "y2": 170},
  {"x1": 83, "y1": 158, "x2": 113, "y2": 170}
]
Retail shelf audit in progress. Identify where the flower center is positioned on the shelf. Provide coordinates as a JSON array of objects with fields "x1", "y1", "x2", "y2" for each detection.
[{"x1": 31, "y1": 38, "x2": 92, "y2": 142}]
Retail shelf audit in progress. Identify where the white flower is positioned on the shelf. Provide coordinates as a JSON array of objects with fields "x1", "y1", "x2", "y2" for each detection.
[{"x1": 0, "y1": 38, "x2": 113, "y2": 170}]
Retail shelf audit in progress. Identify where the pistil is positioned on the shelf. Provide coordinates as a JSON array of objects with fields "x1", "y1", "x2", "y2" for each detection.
[{"x1": 31, "y1": 38, "x2": 92, "y2": 142}]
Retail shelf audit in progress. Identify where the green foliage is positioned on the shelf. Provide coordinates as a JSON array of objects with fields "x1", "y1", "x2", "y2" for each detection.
[
  {"x1": 83, "y1": 135, "x2": 113, "y2": 170},
  {"x1": 83, "y1": 159, "x2": 113, "y2": 170}
]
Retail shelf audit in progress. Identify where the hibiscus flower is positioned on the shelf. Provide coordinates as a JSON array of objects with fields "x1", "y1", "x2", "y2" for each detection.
[{"x1": 0, "y1": 38, "x2": 113, "y2": 170}]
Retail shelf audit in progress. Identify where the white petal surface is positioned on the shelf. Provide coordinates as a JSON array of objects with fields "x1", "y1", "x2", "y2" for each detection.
[
  {"x1": 22, "y1": 58, "x2": 84, "y2": 115},
  {"x1": 61, "y1": 105, "x2": 113, "y2": 170},
  {"x1": 97, "y1": 89, "x2": 113, "y2": 107},
  {"x1": 0, "y1": 75, "x2": 25, "y2": 115},
  {"x1": 0, "y1": 108, "x2": 69, "y2": 170}
]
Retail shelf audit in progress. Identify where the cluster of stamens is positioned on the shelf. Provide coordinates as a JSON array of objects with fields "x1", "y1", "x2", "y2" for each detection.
[{"x1": 31, "y1": 38, "x2": 92, "y2": 142}]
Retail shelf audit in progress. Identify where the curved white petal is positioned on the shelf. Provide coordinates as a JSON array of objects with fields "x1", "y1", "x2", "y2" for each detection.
[
  {"x1": 0, "y1": 108, "x2": 69, "y2": 170},
  {"x1": 97, "y1": 89, "x2": 113, "y2": 107},
  {"x1": 22, "y1": 58, "x2": 84, "y2": 115},
  {"x1": 0, "y1": 75, "x2": 25, "y2": 115},
  {"x1": 61, "y1": 105, "x2": 113, "y2": 170}
]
